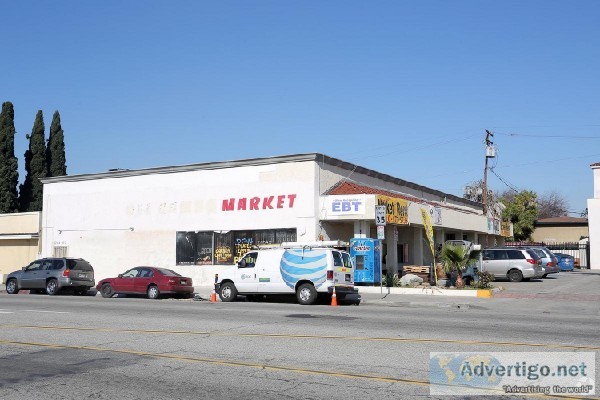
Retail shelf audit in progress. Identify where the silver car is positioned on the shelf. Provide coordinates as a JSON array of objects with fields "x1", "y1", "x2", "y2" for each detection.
[
  {"x1": 526, "y1": 246, "x2": 560, "y2": 278},
  {"x1": 5, "y1": 258, "x2": 95, "y2": 296},
  {"x1": 481, "y1": 247, "x2": 544, "y2": 282}
]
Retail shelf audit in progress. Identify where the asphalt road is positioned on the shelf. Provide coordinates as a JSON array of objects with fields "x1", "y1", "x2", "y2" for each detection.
[{"x1": 1, "y1": 272, "x2": 599, "y2": 400}]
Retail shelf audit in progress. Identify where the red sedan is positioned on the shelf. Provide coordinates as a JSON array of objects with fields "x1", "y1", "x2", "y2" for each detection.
[{"x1": 96, "y1": 267, "x2": 194, "y2": 299}]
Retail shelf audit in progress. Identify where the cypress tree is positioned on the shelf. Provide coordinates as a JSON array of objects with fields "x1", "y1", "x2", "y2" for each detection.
[
  {"x1": 47, "y1": 110, "x2": 67, "y2": 177},
  {"x1": 0, "y1": 102, "x2": 19, "y2": 213},
  {"x1": 19, "y1": 110, "x2": 47, "y2": 212}
]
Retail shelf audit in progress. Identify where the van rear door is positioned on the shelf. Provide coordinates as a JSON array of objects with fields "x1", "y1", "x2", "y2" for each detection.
[{"x1": 332, "y1": 251, "x2": 354, "y2": 286}]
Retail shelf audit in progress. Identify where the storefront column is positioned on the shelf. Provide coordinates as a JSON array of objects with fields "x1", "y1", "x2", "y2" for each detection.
[
  {"x1": 385, "y1": 224, "x2": 398, "y2": 274},
  {"x1": 413, "y1": 227, "x2": 424, "y2": 266},
  {"x1": 353, "y1": 221, "x2": 369, "y2": 238}
]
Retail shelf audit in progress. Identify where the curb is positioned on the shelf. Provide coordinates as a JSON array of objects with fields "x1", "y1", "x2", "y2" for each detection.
[{"x1": 357, "y1": 286, "x2": 499, "y2": 298}]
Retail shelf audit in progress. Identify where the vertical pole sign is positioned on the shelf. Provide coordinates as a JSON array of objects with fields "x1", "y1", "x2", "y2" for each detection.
[
  {"x1": 375, "y1": 205, "x2": 386, "y2": 239},
  {"x1": 420, "y1": 207, "x2": 437, "y2": 285},
  {"x1": 375, "y1": 205, "x2": 386, "y2": 290}
]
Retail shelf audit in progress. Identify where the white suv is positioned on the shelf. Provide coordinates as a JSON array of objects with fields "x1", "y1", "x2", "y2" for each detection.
[{"x1": 481, "y1": 247, "x2": 544, "y2": 282}]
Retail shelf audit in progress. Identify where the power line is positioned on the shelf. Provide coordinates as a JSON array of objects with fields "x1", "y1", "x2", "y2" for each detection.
[
  {"x1": 497, "y1": 132, "x2": 600, "y2": 139},
  {"x1": 489, "y1": 167, "x2": 519, "y2": 193}
]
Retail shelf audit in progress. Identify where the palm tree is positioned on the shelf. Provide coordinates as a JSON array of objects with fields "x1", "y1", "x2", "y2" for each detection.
[{"x1": 440, "y1": 244, "x2": 480, "y2": 288}]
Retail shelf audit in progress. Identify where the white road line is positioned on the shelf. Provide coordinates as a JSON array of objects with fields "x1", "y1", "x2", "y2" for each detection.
[
  {"x1": 0, "y1": 311, "x2": 14, "y2": 314},
  {"x1": 21, "y1": 310, "x2": 70, "y2": 314}
]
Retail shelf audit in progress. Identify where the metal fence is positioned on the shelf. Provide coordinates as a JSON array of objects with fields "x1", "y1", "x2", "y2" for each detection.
[{"x1": 505, "y1": 241, "x2": 590, "y2": 269}]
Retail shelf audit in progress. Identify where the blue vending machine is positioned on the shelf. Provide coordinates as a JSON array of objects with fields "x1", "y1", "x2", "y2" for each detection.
[{"x1": 350, "y1": 238, "x2": 382, "y2": 285}]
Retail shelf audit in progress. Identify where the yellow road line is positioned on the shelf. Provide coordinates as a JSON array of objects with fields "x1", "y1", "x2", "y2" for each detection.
[
  {"x1": 0, "y1": 338, "x2": 592, "y2": 400},
  {"x1": 1, "y1": 324, "x2": 599, "y2": 352}
]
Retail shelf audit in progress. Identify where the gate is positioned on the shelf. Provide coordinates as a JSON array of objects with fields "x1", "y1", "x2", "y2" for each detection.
[{"x1": 505, "y1": 241, "x2": 590, "y2": 269}]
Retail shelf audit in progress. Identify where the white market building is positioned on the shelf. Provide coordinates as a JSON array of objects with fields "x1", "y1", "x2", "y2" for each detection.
[{"x1": 40, "y1": 153, "x2": 510, "y2": 285}]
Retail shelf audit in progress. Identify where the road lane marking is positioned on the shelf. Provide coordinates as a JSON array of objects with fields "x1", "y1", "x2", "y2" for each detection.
[
  {"x1": 0, "y1": 338, "x2": 591, "y2": 400},
  {"x1": 1, "y1": 324, "x2": 599, "y2": 352},
  {"x1": 21, "y1": 310, "x2": 70, "y2": 314},
  {"x1": 0, "y1": 312, "x2": 14, "y2": 314}
]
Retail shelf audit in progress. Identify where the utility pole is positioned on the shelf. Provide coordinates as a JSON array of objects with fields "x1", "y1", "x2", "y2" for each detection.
[{"x1": 483, "y1": 130, "x2": 494, "y2": 214}]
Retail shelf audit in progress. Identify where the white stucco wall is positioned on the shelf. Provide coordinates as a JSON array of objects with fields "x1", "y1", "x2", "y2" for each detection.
[
  {"x1": 42, "y1": 161, "x2": 320, "y2": 284},
  {"x1": 588, "y1": 165, "x2": 600, "y2": 269}
]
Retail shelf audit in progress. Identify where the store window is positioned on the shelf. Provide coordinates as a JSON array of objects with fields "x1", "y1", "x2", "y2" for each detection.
[{"x1": 176, "y1": 229, "x2": 296, "y2": 266}]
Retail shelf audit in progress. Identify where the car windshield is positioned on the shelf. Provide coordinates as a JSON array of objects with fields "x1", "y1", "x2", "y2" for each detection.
[{"x1": 157, "y1": 268, "x2": 182, "y2": 277}]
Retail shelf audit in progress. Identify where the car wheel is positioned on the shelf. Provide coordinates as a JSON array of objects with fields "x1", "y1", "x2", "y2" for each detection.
[
  {"x1": 46, "y1": 279, "x2": 59, "y2": 295},
  {"x1": 6, "y1": 279, "x2": 19, "y2": 295},
  {"x1": 147, "y1": 285, "x2": 160, "y2": 300},
  {"x1": 100, "y1": 283, "x2": 115, "y2": 298},
  {"x1": 508, "y1": 270, "x2": 523, "y2": 283},
  {"x1": 296, "y1": 283, "x2": 317, "y2": 305},
  {"x1": 219, "y1": 282, "x2": 238, "y2": 302}
]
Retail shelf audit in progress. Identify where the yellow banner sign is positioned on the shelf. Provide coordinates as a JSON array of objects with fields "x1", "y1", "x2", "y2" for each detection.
[
  {"x1": 376, "y1": 195, "x2": 409, "y2": 225},
  {"x1": 420, "y1": 208, "x2": 435, "y2": 258},
  {"x1": 501, "y1": 221, "x2": 511, "y2": 237}
]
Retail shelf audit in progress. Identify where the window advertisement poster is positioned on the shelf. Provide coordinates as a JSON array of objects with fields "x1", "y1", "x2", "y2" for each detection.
[
  {"x1": 214, "y1": 232, "x2": 234, "y2": 265},
  {"x1": 376, "y1": 195, "x2": 409, "y2": 225},
  {"x1": 175, "y1": 232, "x2": 198, "y2": 265},
  {"x1": 195, "y1": 232, "x2": 213, "y2": 264},
  {"x1": 176, "y1": 229, "x2": 297, "y2": 266},
  {"x1": 234, "y1": 232, "x2": 255, "y2": 264}
]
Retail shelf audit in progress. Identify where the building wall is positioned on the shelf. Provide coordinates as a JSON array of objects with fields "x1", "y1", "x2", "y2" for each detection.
[
  {"x1": 594, "y1": 168, "x2": 600, "y2": 199},
  {"x1": 0, "y1": 239, "x2": 39, "y2": 279},
  {"x1": 588, "y1": 199, "x2": 600, "y2": 270},
  {"x1": 0, "y1": 212, "x2": 40, "y2": 282},
  {"x1": 41, "y1": 161, "x2": 320, "y2": 284},
  {"x1": 531, "y1": 226, "x2": 589, "y2": 243}
]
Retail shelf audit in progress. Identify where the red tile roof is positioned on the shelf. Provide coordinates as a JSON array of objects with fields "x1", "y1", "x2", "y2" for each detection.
[
  {"x1": 326, "y1": 181, "x2": 416, "y2": 201},
  {"x1": 325, "y1": 180, "x2": 480, "y2": 214}
]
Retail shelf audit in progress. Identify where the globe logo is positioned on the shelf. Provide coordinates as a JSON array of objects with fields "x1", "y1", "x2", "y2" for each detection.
[
  {"x1": 430, "y1": 353, "x2": 504, "y2": 394},
  {"x1": 280, "y1": 249, "x2": 327, "y2": 289}
]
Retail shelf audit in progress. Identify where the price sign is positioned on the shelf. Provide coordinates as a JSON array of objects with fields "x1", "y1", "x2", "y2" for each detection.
[{"x1": 375, "y1": 205, "x2": 386, "y2": 226}]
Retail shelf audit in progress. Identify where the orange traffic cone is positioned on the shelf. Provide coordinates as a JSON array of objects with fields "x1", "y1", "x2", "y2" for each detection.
[
  {"x1": 330, "y1": 286, "x2": 338, "y2": 306},
  {"x1": 210, "y1": 274, "x2": 218, "y2": 303}
]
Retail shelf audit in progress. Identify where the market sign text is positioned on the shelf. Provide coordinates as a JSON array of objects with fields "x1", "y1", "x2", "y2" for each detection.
[
  {"x1": 222, "y1": 194, "x2": 297, "y2": 211},
  {"x1": 376, "y1": 195, "x2": 409, "y2": 225}
]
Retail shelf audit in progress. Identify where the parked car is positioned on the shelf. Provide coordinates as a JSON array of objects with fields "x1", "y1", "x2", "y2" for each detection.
[
  {"x1": 554, "y1": 253, "x2": 575, "y2": 271},
  {"x1": 5, "y1": 258, "x2": 95, "y2": 296},
  {"x1": 96, "y1": 267, "x2": 194, "y2": 299},
  {"x1": 480, "y1": 247, "x2": 544, "y2": 282},
  {"x1": 444, "y1": 240, "x2": 474, "y2": 253},
  {"x1": 526, "y1": 246, "x2": 560, "y2": 278}
]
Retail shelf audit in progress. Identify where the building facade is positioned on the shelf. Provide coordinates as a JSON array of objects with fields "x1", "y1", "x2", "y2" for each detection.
[
  {"x1": 587, "y1": 162, "x2": 600, "y2": 269},
  {"x1": 531, "y1": 217, "x2": 589, "y2": 243},
  {"x1": 0, "y1": 212, "x2": 41, "y2": 283},
  {"x1": 40, "y1": 154, "x2": 509, "y2": 285}
]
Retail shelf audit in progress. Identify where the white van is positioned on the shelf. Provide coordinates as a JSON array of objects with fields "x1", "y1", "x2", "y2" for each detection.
[{"x1": 216, "y1": 243, "x2": 357, "y2": 305}]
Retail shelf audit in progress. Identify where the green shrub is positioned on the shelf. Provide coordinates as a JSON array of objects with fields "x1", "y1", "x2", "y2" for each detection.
[
  {"x1": 474, "y1": 271, "x2": 495, "y2": 289},
  {"x1": 382, "y1": 272, "x2": 402, "y2": 287}
]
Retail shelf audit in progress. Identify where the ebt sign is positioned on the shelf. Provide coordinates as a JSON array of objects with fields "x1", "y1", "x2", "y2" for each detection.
[{"x1": 327, "y1": 195, "x2": 366, "y2": 215}]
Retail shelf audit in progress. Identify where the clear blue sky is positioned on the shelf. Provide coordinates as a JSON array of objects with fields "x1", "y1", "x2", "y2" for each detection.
[{"x1": 1, "y1": 1, "x2": 598, "y2": 214}]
